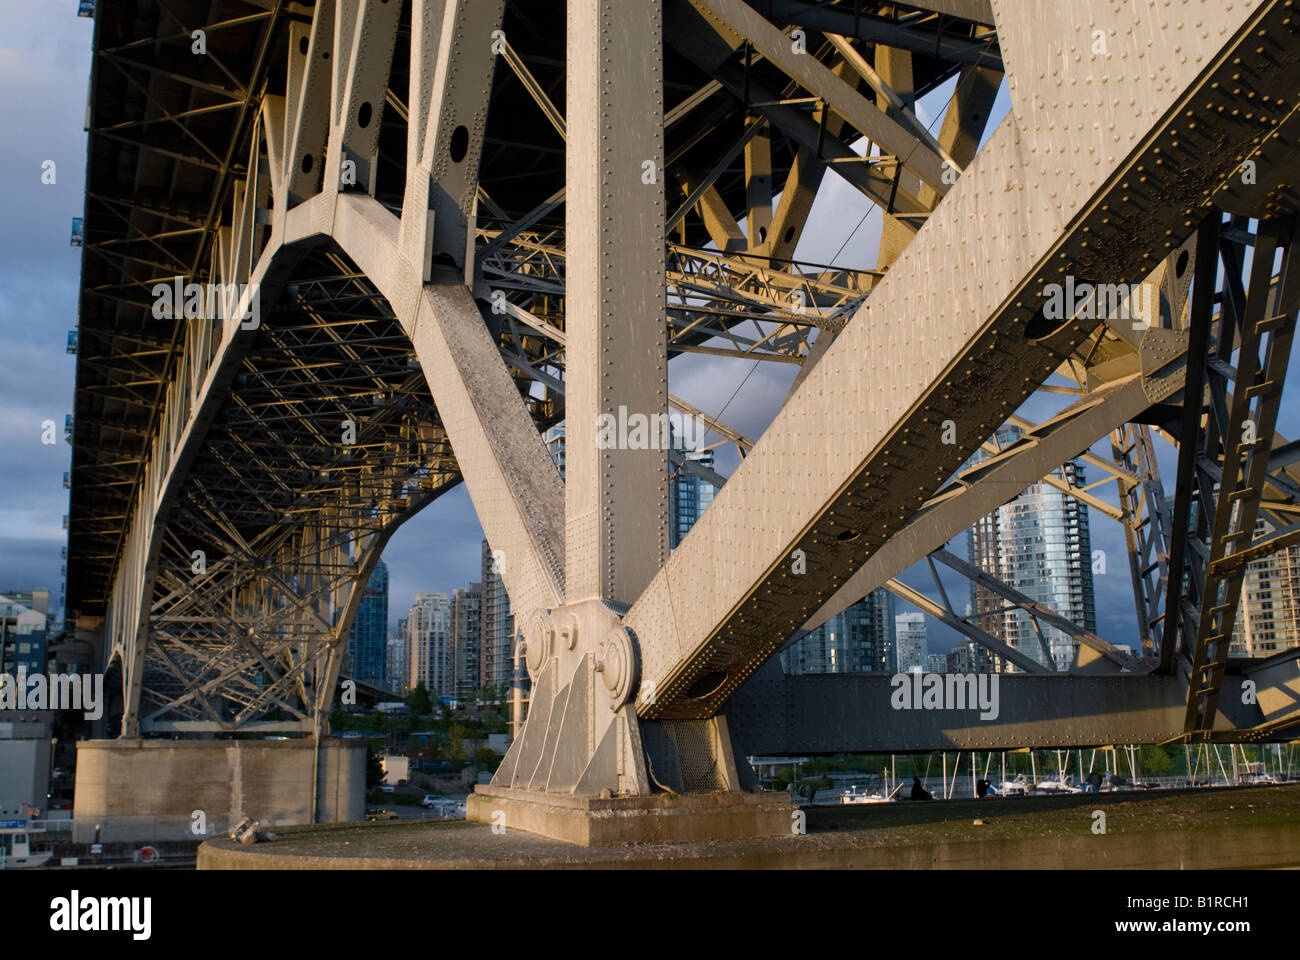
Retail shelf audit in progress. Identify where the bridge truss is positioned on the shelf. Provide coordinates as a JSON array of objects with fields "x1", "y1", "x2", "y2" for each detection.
[{"x1": 68, "y1": 0, "x2": 1300, "y2": 794}]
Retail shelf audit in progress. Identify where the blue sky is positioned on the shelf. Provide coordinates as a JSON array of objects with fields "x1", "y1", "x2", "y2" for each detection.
[{"x1": 4, "y1": 5, "x2": 1294, "y2": 665}]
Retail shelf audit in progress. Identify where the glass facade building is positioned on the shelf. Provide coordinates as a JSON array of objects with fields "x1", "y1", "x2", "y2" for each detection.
[
  {"x1": 407, "y1": 592, "x2": 451, "y2": 696},
  {"x1": 670, "y1": 444, "x2": 716, "y2": 549},
  {"x1": 451, "y1": 583, "x2": 482, "y2": 700},
  {"x1": 344, "y1": 560, "x2": 388, "y2": 688},
  {"x1": 946, "y1": 640, "x2": 996, "y2": 673},
  {"x1": 894, "y1": 612, "x2": 928, "y2": 672},
  {"x1": 782, "y1": 589, "x2": 896, "y2": 674},
  {"x1": 479, "y1": 539, "x2": 515, "y2": 692},
  {"x1": 967, "y1": 426, "x2": 1097, "y2": 671},
  {"x1": 385, "y1": 628, "x2": 407, "y2": 692},
  {"x1": 1232, "y1": 517, "x2": 1300, "y2": 656}
]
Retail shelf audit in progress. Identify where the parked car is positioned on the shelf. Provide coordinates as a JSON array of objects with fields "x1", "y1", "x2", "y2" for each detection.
[
  {"x1": 423, "y1": 793, "x2": 466, "y2": 818},
  {"x1": 378, "y1": 784, "x2": 396, "y2": 794}
]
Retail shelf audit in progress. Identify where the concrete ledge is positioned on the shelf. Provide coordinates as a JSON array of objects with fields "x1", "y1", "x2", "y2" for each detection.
[
  {"x1": 196, "y1": 784, "x2": 1300, "y2": 869},
  {"x1": 466, "y1": 786, "x2": 796, "y2": 846}
]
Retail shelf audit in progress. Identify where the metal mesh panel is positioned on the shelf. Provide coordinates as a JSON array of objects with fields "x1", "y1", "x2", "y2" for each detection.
[{"x1": 666, "y1": 720, "x2": 723, "y2": 793}]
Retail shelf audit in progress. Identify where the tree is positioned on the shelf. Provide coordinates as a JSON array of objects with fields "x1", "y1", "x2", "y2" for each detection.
[
  {"x1": 480, "y1": 708, "x2": 508, "y2": 735},
  {"x1": 446, "y1": 723, "x2": 468, "y2": 767},
  {"x1": 365, "y1": 745, "x2": 386, "y2": 787},
  {"x1": 1142, "y1": 745, "x2": 1173, "y2": 776},
  {"x1": 406, "y1": 682, "x2": 433, "y2": 716}
]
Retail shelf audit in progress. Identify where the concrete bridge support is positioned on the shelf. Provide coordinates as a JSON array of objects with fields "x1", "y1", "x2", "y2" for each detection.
[{"x1": 72, "y1": 738, "x2": 365, "y2": 844}]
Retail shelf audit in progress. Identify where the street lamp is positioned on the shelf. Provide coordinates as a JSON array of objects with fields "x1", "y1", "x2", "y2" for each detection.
[{"x1": 47, "y1": 738, "x2": 58, "y2": 807}]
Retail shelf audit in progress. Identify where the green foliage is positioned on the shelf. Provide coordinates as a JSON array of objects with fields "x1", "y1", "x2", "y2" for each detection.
[
  {"x1": 445, "y1": 723, "x2": 468, "y2": 765},
  {"x1": 405, "y1": 682, "x2": 433, "y2": 716},
  {"x1": 365, "y1": 745, "x2": 386, "y2": 787},
  {"x1": 479, "y1": 707, "x2": 508, "y2": 734},
  {"x1": 1141, "y1": 745, "x2": 1173, "y2": 776},
  {"x1": 474, "y1": 747, "x2": 501, "y2": 773}
]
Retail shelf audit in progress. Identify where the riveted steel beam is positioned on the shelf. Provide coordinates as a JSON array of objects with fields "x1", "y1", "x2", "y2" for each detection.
[
  {"x1": 725, "y1": 662, "x2": 1195, "y2": 753},
  {"x1": 626, "y1": 0, "x2": 1298, "y2": 721},
  {"x1": 564, "y1": 0, "x2": 670, "y2": 606}
]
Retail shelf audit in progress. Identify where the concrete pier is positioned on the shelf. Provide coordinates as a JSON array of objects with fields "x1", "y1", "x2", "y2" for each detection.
[
  {"x1": 198, "y1": 784, "x2": 1300, "y2": 870},
  {"x1": 467, "y1": 785, "x2": 796, "y2": 846},
  {"x1": 73, "y1": 738, "x2": 365, "y2": 843}
]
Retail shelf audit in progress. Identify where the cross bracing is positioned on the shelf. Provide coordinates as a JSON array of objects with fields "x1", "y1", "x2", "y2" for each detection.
[{"x1": 67, "y1": 0, "x2": 1300, "y2": 777}]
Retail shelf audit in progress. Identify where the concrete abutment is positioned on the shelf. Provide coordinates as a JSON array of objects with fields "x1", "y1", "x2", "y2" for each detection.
[{"x1": 72, "y1": 738, "x2": 365, "y2": 843}]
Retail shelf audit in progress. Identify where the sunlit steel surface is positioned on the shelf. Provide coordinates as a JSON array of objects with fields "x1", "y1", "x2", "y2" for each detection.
[{"x1": 68, "y1": 0, "x2": 1300, "y2": 799}]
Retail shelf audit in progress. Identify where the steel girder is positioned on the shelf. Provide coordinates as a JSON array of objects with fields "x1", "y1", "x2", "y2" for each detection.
[
  {"x1": 1111, "y1": 422, "x2": 1176, "y2": 660},
  {"x1": 71, "y1": 1, "x2": 287, "y2": 611},
  {"x1": 74, "y1": 0, "x2": 967, "y2": 745},
  {"x1": 727, "y1": 663, "x2": 1192, "y2": 753},
  {"x1": 799, "y1": 367, "x2": 1179, "y2": 642},
  {"x1": 626, "y1": 0, "x2": 1300, "y2": 727},
  {"x1": 133, "y1": 250, "x2": 463, "y2": 733},
  {"x1": 1172, "y1": 214, "x2": 1300, "y2": 737},
  {"x1": 70, "y1": 0, "x2": 1300, "y2": 766}
]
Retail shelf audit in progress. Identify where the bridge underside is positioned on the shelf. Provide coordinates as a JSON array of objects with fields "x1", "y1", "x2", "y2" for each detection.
[
  {"x1": 134, "y1": 245, "x2": 464, "y2": 734},
  {"x1": 67, "y1": 0, "x2": 1300, "y2": 838}
]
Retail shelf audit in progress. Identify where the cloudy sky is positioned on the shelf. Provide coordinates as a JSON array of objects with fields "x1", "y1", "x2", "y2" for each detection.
[
  {"x1": 0, "y1": 6, "x2": 91, "y2": 617},
  {"x1": 4, "y1": 5, "x2": 1295, "y2": 665}
]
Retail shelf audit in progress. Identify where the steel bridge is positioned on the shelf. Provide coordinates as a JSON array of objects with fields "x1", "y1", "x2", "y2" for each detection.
[{"x1": 67, "y1": 0, "x2": 1300, "y2": 827}]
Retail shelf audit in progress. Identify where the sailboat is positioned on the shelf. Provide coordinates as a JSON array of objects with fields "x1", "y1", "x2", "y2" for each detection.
[
  {"x1": 1034, "y1": 773, "x2": 1082, "y2": 794},
  {"x1": 996, "y1": 774, "x2": 1030, "y2": 797},
  {"x1": 839, "y1": 783, "x2": 898, "y2": 804}
]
